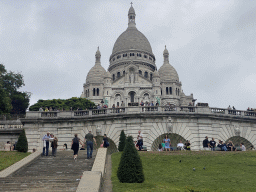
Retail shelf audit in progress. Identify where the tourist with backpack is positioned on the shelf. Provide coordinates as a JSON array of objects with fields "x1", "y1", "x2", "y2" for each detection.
[{"x1": 71, "y1": 134, "x2": 83, "y2": 160}]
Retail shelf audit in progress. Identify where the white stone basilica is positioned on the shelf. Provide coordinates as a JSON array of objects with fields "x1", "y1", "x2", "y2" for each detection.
[{"x1": 81, "y1": 5, "x2": 195, "y2": 107}]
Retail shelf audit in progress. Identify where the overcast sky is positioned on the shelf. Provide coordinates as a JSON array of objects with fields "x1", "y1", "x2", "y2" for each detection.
[{"x1": 1, "y1": 0, "x2": 256, "y2": 110}]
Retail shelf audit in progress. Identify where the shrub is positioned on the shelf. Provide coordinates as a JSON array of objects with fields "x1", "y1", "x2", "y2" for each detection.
[
  {"x1": 118, "y1": 130, "x2": 126, "y2": 152},
  {"x1": 16, "y1": 129, "x2": 28, "y2": 152},
  {"x1": 117, "y1": 136, "x2": 144, "y2": 183}
]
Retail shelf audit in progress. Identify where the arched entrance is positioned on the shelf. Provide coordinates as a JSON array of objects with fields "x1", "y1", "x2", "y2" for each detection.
[
  {"x1": 129, "y1": 91, "x2": 136, "y2": 103},
  {"x1": 151, "y1": 133, "x2": 186, "y2": 151},
  {"x1": 225, "y1": 136, "x2": 253, "y2": 150}
]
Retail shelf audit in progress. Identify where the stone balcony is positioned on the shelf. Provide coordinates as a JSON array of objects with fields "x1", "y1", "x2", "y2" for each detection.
[{"x1": 23, "y1": 106, "x2": 256, "y2": 120}]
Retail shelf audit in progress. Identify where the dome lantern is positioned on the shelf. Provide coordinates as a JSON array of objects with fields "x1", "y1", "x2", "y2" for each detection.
[{"x1": 128, "y1": 2, "x2": 136, "y2": 28}]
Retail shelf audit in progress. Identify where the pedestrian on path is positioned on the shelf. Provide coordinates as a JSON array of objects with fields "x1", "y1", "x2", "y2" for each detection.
[
  {"x1": 71, "y1": 134, "x2": 83, "y2": 160},
  {"x1": 42, "y1": 132, "x2": 51, "y2": 156},
  {"x1": 84, "y1": 131, "x2": 97, "y2": 159},
  {"x1": 137, "y1": 130, "x2": 143, "y2": 151}
]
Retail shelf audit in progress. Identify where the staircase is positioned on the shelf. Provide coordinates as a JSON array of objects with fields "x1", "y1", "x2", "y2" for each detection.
[{"x1": 0, "y1": 150, "x2": 96, "y2": 191}]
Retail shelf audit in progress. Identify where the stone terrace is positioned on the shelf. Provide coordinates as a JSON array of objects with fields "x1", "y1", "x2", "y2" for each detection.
[{"x1": 0, "y1": 150, "x2": 96, "y2": 192}]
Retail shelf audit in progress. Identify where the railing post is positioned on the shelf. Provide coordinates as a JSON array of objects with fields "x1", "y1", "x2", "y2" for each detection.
[
  {"x1": 225, "y1": 109, "x2": 229, "y2": 115},
  {"x1": 89, "y1": 110, "x2": 92, "y2": 116},
  {"x1": 241, "y1": 111, "x2": 244, "y2": 116}
]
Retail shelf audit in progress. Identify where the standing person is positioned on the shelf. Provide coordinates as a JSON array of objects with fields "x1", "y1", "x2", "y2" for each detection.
[
  {"x1": 84, "y1": 131, "x2": 97, "y2": 159},
  {"x1": 164, "y1": 135, "x2": 171, "y2": 151},
  {"x1": 71, "y1": 134, "x2": 83, "y2": 160},
  {"x1": 50, "y1": 133, "x2": 54, "y2": 156},
  {"x1": 42, "y1": 132, "x2": 51, "y2": 156},
  {"x1": 52, "y1": 137, "x2": 58, "y2": 157},
  {"x1": 203, "y1": 136, "x2": 209, "y2": 150},
  {"x1": 137, "y1": 130, "x2": 143, "y2": 151},
  {"x1": 240, "y1": 143, "x2": 246, "y2": 151},
  {"x1": 209, "y1": 138, "x2": 216, "y2": 151},
  {"x1": 102, "y1": 134, "x2": 109, "y2": 148}
]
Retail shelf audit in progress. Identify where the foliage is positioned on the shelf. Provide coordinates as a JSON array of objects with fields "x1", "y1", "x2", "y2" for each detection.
[
  {"x1": 112, "y1": 151, "x2": 256, "y2": 192},
  {"x1": 0, "y1": 151, "x2": 31, "y2": 171},
  {"x1": 117, "y1": 136, "x2": 144, "y2": 183},
  {"x1": 16, "y1": 129, "x2": 28, "y2": 153},
  {"x1": 0, "y1": 64, "x2": 30, "y2": 114},
  {"x1": 29, "y1": 97, "x2": 95, "y2": 111},
  {"x1": 118, "y1": 130, "x2": 126, "y2": 152}
]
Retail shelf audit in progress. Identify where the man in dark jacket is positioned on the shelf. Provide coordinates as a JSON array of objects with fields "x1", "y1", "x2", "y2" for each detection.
[{"x1": 203, "y1": 136, "x2": 209, "y2": 150}]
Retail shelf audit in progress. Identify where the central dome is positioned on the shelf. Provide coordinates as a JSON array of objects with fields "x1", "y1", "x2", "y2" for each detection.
[{"x1": 112, "y1": 27, "x2": 153, "y2": 56}]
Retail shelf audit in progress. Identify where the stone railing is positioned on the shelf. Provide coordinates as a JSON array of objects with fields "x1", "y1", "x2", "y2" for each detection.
[{"x1": 24, "y1": 106, "x2": 256, "y2": 119}]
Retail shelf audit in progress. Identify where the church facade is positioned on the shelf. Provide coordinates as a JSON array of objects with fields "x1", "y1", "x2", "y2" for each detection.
[{"x1": 81, "y1": 5, "x2": 195, "y2": 107}]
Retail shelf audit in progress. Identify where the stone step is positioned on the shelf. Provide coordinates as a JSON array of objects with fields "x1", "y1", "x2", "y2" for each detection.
[{"x1": 1, "y1": 150, "x2": 96, "y2": 191}]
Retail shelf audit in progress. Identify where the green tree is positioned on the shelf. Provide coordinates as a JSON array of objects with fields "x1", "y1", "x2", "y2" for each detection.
[
  {"x1": 0, "y1": 64, "x2": 30, "y2": 114},
  {"x1": 118, "y1": 130, "x2": 126, "y2": 152},
  {"x1": 29, "y1": 97, "x2": 95, "y2": 111},
  {"x1": 16, "y1": 129, "x2": 28, "y2": 153},
  {"x1": 117, "y1": 136, "x2": 144, "y2": 183}
]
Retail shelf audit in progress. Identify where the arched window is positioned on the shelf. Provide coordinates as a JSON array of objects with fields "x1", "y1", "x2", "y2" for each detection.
[
  {"x1": 169, "y1": 87, "x2": 172, "y2": 95},
  {"x1": 130, "y1": 53, "x2": 134, "y2": 56},
  {"x1": 166, "y1": 87, "x2": 168, "y2": 95},
  {"x1": 137, "y1": 53, "x2": 141, "y2": 57},
  {"x1": 123, "y1": 71, "x2": 125, "y2": 75},
  {"x1": 123, "y1": 53, "x2": 127, "y2": 57},
  {"x1": 150, "y1": 73, "x2": 153, "y2": 81},
  {"x1": 97, "y1": 88, "x2": 99, "y2": 96},
  {"x1": 93, "y1": 88, "x2": 96, "y2": 96},
  {"x1": 113, "y1": 57, "x2": 115, "y2": 61},
  {"x1": 117, "y1": 72, "x2": 120, "y2": 78},
  {"x1": 144, "y1": 71, "x2": 148, "y2": 78},
  {"x1": 139, "y1": 70, "x2": 142, "y2": 75},
  {"x1": 144, "y1": 55, "x2": 147, "y2": 58},
  {"x1": 176, "y1": 88, "x2": 177, "y2": 95},
  {"x1": 113, "y1": 74, "x2": 115, "y2": 81},
  {"x1": 117, "y1": 55, "x2": 121, "y2": 59},
  {"x1": 178, "y1": 89, "x2": 180, "y2": 96}
]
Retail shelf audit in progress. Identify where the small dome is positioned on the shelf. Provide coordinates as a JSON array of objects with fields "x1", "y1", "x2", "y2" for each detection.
[
  {"x1": 104, "y1": 71, "x2": 112, "y2": 79},
  {"x1": 86, "y1": 65, "x2": 106, "y2": 84},
  {"x1": 153, "y1": 70, "x2": 160, "y2": 77},
  {"x1": 158, "y1": 63, "x2": 179, "y2": 82}
]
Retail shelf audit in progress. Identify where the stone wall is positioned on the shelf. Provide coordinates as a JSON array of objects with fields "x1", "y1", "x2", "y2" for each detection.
[{"x1": 21, "y1": 107, "x2": 256, "y2": 152}]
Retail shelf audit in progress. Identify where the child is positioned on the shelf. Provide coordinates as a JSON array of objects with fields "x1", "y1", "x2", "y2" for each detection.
[{"x1": 161, "y1": 142, "x2": 165, "y2": 151}]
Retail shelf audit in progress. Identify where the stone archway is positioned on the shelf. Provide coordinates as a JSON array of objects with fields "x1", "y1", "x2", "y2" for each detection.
[
  {"x1": 151, "y1": 133, "x2": 186, "y2": 151},
  {"x1": 225, "y1": 136, "x2": 253, "y2": 150},
  {"x1": 128, "y1": 91, "x2": 136, "y2": 103}
]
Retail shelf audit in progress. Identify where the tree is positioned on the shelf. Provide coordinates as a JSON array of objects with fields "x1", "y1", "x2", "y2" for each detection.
[
  {"x1": 29, "y1": 97, "x2": 95, "y2": 111},
  {"x1": 16, "y1": 129, "x2": 28, "y2": 153},
  {"x1": 117, "y1": 136, "x2": 144, "y2": 183},
  {"x1": 0, "y1": 64, "x2": 30, "y2": 114},
  {"x1": 118, "y1": 130, "x2": 126, "y2": 152}
]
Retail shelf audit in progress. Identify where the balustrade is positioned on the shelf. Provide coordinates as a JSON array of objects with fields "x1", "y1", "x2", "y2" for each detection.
[
  {"x1": 74, "y1": 111, "x2": 89, "y2": 116},
  {"x1": 211, "y1": 108, "x2": 225, "y2": 114},
  {"x1": 41, "y1": 112, "x2": 58, "y2": 118}
]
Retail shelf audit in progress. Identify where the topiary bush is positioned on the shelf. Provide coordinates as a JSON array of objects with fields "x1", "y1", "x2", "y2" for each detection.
[
  {"x1": 117, "y1": 135, "x2": 144, "y2": 183},
  {"x1": 118, "y1": 130, "x2": 126, "y2": 152},
  {"x1": 16, "y1": 129, "x2": 28, "y2": 152}
]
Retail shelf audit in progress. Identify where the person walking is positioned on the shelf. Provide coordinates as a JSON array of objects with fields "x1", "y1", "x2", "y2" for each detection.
[
  {"x1": 42, "y1": 132, "x2": 51, "y2": 156},
  {"x1": 71, "y1": 134, "x2": 83, "y2": 160},
  {"x1": 137, "y1": 130, "x2": 143, "y2": 151},
  {"x1": 84, "y1": 131, "x2": 97, "y2": 159}
]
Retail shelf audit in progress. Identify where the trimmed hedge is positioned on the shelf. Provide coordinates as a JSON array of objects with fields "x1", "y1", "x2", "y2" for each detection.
[
  {"x1": 16, "y1": 129, "x2": 28, "y2": 152},
  {"x1": 118, "y1": 130, "x2": 126, "y2": 152},
  {"x1": 117, "y1": 136, "x2": 144, "y2": 183}
]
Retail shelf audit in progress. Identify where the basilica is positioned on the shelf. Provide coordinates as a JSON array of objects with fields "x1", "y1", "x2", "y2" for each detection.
[{"x1": 81, "y1": 5, "x2": 195, "y2": 107}]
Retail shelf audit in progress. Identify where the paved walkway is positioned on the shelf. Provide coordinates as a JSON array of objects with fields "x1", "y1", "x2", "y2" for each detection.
[{"x1": 0, "y1": 150, "x2": 96, "y2": 191}]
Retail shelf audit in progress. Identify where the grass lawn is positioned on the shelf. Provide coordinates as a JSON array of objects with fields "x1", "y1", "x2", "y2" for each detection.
[
  {"x1": 112, "y1": 151, "x2": 256, "y2": 192},
  {"x1": 0, "y1": 151, "x2": 31, "y2": 171}
]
